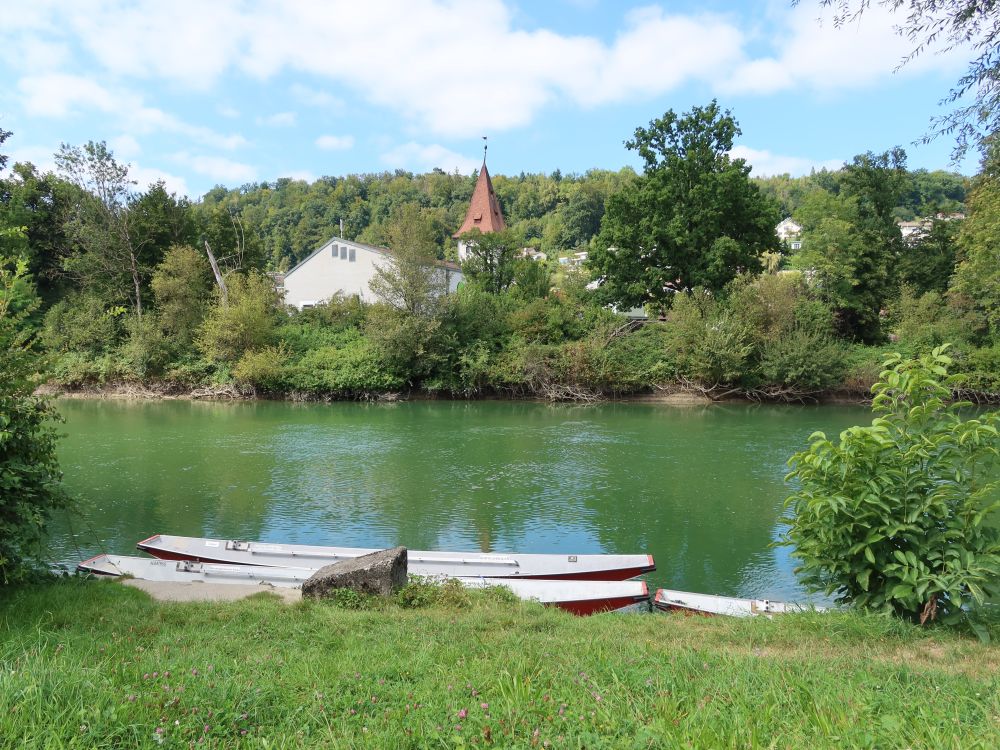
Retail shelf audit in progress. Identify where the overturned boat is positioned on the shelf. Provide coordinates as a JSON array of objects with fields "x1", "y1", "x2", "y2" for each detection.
[
  {"x1": 653, "y1": 588, "x2": 826, "y2": 617},
  {"x1": 137, "y1": 534, "x2": 655, "y2": 581},
  {"x1": 78, "y1": 554, "x2": 650, "y2": 616}
]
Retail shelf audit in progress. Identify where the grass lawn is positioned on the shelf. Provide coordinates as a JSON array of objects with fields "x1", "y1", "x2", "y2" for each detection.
[{"x1": 1, "y1": 579, "x2": 998, "y2": 748}]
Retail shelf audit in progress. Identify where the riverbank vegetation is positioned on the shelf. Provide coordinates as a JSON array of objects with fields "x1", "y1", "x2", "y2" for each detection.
[
  {"x1": 2, "y1": 579, "x2": 998, "y2": 749},
  {"x1": 2, "y1": 111, "x2": 1000, "y2": 404}
]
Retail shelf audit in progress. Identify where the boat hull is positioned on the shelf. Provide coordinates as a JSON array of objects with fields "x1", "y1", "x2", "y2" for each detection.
[
  {"x1": 653, "y1": 588, "x2": 824, "y2": 617},
  {"x1": 137, "y1": 534, "x2": 655, "y2": 581},
  {"x1": 79, "y1": 555, "x2": 650, "y2": 616}
]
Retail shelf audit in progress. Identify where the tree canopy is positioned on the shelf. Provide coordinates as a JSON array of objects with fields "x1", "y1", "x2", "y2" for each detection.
[{"x1": 590, "y1": 101, "x2": 780, "y2": 309}]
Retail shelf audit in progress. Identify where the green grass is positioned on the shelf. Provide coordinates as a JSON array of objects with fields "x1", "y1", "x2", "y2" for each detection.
[{"x1": 1, "y1": 580, "x2": 998, "y2": 749}]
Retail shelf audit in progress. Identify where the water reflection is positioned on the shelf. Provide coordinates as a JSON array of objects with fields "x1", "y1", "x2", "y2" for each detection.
[{"x1": 52, "y1": 399, "x2": 871, "y2": 600}]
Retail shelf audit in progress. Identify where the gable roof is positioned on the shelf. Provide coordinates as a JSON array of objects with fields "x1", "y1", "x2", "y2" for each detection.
[
  {"x1": 283, "y1": 236, "x2": 460, "y2": 281},
  {"x1": 453, "y1": 162, "x2": 507, "y2": 238}
]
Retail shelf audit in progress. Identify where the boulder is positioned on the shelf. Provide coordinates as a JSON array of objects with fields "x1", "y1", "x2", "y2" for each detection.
[{"x1": 302, "y1": 546, "x2": 407, "y2": 599}]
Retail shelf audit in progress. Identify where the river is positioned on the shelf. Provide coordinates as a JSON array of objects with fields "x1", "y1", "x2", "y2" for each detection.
[{"x1": 51, "y1": 399, "x2": 872, "y2": 601}]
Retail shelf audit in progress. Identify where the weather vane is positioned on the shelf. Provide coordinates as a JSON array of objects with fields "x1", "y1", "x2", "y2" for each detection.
[{"x1": 482, "y1": 135, "x2": 487, "y2": 162}]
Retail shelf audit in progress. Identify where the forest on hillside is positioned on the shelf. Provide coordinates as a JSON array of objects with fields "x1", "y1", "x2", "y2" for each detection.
[{"x1": 1, "y1": 104, "x2": 997, "y2": 404}]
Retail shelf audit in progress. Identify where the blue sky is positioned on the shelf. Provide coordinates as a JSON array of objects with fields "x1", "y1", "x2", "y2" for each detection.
[{"x1": 0, "y1": 0, "x2": 976, "y2": 198}]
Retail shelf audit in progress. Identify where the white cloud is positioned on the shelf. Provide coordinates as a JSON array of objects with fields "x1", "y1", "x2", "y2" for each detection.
[
  {"x1": 218, "y1": 105, "x2": 240, "y2": 118},
  {"x1": 721, "y1": 3, "x2": 966, "y2": 96},
  {"x1": 172, "y1": 151, "x2": 256, "y2": 183},
  {"x1": 17, "y1": 74, "x2": 249, "y2": 151},
  {"x1": 256, "y1": 111, "x2": 296, "y2": 127},
  {"x1": 4, "y1": 144, "x2": 59, "y2": 175},
  {"x1": 731, "y1": 145, "x2": 843, "y2": 177},
  {"x1": 315, "y1": 134, "x2": 355, "y2": 150},
  {"x1": 128, "y1": 163, "x2": 190, "y2": 196},
  {"x1": 109, "y1": 134, "x2": 141, "y2": 158},
  {"x1": 381, "y1": 142, "x2": 479, "y2": 174},
  {"x1": 2, "y1": 0, "x2": 975, "y2": 140},
  {"x1": 290, "y1": 83, "x2": 343, "y2": 109}
]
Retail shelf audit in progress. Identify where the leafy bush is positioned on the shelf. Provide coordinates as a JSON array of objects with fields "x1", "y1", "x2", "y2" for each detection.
[
  {"x1": 957, "y1": 343, "x2": 1000, "y2": 396},
  {"x1": 893, "y1": 288, "x2": 972, "y2": 350},
  {"x1": 117, "y1": 314, "x2": 172, "y2": 380},
  {"x1": 757, "y1": 322, "x2": 847, "y2": 394},
  {"x1": 782, "y1": 346, "x2": 1000, "y2": 636},
  {"x1": 1, "y1": 258, "x2": 69, "y2": 583},
  {"x1": 233, "y1": 345, "x2": 290, "y2": 392},
  {"x1": 41, "y1": 293, "x2": 123, "y2": 356},
  {"x1": 287, "y1": 337, "x2": 404, "y2": 394},
  {"x1": 196, "y1": 271, "x2": 281, "y2": 363}
]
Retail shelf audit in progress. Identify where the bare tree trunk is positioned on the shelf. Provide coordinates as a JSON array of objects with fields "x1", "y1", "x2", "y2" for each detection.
[
  {"x1": 120, "y1": 221, "x2": 142, "y2": 318},
  {"x1": 204, "y1": 239, "x2": 228, "y2": 307}
]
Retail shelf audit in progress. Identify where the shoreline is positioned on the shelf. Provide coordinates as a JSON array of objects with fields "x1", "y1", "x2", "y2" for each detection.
[{"x1": 38, "y1": 381, "x2": 875, "y2": 406}]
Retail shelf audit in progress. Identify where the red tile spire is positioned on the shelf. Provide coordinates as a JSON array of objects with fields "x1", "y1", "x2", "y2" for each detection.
[{"x1": 453, "y1": 161, "x2": 506, "y2": 238}]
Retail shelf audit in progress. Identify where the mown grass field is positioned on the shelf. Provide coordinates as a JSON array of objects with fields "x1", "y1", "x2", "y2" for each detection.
[{"x1": 1, "y1": 579, "x2": 998, "y2": 749}]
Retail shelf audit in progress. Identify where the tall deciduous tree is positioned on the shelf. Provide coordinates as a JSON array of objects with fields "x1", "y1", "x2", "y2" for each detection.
[
  {"x1": 950, "y1": 139, "x2": 1000, "y2": 338},
  {"x1": 591, "y1": 101, "x2": 780, "y2": 309},
  {"x1": 460, "y1": 228, "x2": 521, "y2": 296},
  {"x1": 369, "y1": 203, "x2": 446, "y2": 317},
  {"x1": 56, "y1": 141, "x2": 148, "y2": 317}
]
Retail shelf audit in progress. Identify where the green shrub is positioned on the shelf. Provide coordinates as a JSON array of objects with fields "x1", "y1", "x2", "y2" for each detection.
[
  {"x1": 758, "y1": 324, "x2": 847, "y2": 394},
  {"x1": 40, "y1": 293, "x2": 123, "y2": 356},
  {"x1": 958, "y1": 343, "x2": 1000, "y2": 395},
  {"x1": 117, "y1": 314, "x2": 171, "y2": 380},
  {"x1": 893, "y1": 288, "x2": 972, "y2": 350},
  {"x1": 232, "y1": 345, "x2": 290, "y2": 392},
  {"x1": 196, "y1": 271, "x2": 281, "y2": 363},
  {"x1": 782, "y1": 346, "x2": 1000, "y2": 636},
  {"x1": 287, "y1": 337, "x2": 404, "y2": 394},
  {"x1": 1, "y1": 258, "x2": 70, "y2": 584}
]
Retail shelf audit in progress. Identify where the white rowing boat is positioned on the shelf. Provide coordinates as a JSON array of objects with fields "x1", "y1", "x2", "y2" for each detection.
[
  {"x1": 79, "y1": 554, "x2": 650, "y2": 615},
  {"x1": 137, "y1": 534, "x2": 655, "y2": 581},
  {"x1": 653, "y1": 588, "x2": 826, "y2": 617}
]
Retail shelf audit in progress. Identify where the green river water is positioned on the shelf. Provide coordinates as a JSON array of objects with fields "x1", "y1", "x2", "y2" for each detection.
[{"x1": 52, "y1": 399, "x2": 873, "y2": 601}]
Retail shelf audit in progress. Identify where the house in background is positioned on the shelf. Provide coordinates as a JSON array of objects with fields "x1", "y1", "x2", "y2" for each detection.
[
  {"x1": 775, "y1": 218, "x2": 803, "y2": 250},
  {"x1": 454, "y1": 160, "x2": 507, "y2": 261},
  {"x1": 282, "y1": 236, "x2": 461, "y2": 310}
]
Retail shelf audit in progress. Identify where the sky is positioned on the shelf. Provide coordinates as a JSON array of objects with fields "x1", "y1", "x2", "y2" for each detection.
[{"x1": 0, "y1": 0, "x2": 978, "y2": 199}]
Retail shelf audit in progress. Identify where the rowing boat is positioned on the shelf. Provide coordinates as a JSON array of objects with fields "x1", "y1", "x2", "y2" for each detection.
[
  {"x1": 79, "y1": 554, "x2": 650, "y2": 616},
  {"x1": 137, "y1": 534, "x2": 655, "y2": 581},
  {"x1": 653, "y1": 588, "x2": 825, "y2": 617}
]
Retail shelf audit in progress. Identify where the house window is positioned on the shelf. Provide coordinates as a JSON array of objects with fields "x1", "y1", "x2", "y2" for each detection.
[
  {"x1": 790, "y1": 241, "x2": 802, "y2": 251},
  {"x1": 349, "y1": 247, "x2": 356, "y2": 262},
  {"x1": 340, "y1": 246, "x2": 347, "y2": 259},
  {"x1": 332, "y1": 245, "x2": 339, "y2": 258}
]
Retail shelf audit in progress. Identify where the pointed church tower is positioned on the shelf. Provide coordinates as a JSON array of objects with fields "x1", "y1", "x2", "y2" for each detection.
[{"x1": 454, "y1": 160, "x2": 506, "y2": 261}]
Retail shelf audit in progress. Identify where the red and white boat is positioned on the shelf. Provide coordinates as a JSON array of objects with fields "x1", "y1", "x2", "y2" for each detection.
[
  {"x1": 137, "y1": 534, "x2": 655, "y2": 581},
  {"x1": 653, "y1": 588, "x2": 826, "y2": 617},
  {"x1": 78, "y1": 554, "x2": 649, "y2": 616}
]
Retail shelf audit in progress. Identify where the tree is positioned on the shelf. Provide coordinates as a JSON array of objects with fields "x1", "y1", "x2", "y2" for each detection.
[
  {"x1": 196, "y1": 271, "x2": 280, "y2": 363},
  {"x1": 782, "y1": 346, "x2": 1000, "y2": 634},
  {"x1": 460, "y1": 228, "x2": 521, "y2": 295},
  {"x1": 591, "y1": 101, "x2": 780, "y2": 309},
  {"x1": 950, "y1": 140, "x2": 1000, "y2": 339},
  {"x1": 56, "y1": 141, "x2": 148, "y2": 317},
  {"x1": 796, "y1": 149, "x2": 908, "y2": 342},
  {"x1": 151, "y1": 244, "x2": 213, "y2": 350},
  {"x1": 898, "y1": 217, "x2": 960, "y2": 295},
  {"x1": 808, "y1": 1, "x2": 999, "y2": 160},
  {"x1": 0, "y1": 255, "x2": 69, "y2": 583},
  {"x1": 369, "y1": 203, "x2": 446, "y2": 317},
  {"x1": 0, "y1": 162, "x2": 77, "y2": 303}
]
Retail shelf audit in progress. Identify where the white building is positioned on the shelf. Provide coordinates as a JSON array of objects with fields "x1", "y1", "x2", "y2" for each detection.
[
  {"x1": 775, "y1": 218, "x2": 803, "y2": 251},
  {"x1": 282, "y1": 236, "x2": 462, "y2": 310}
]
